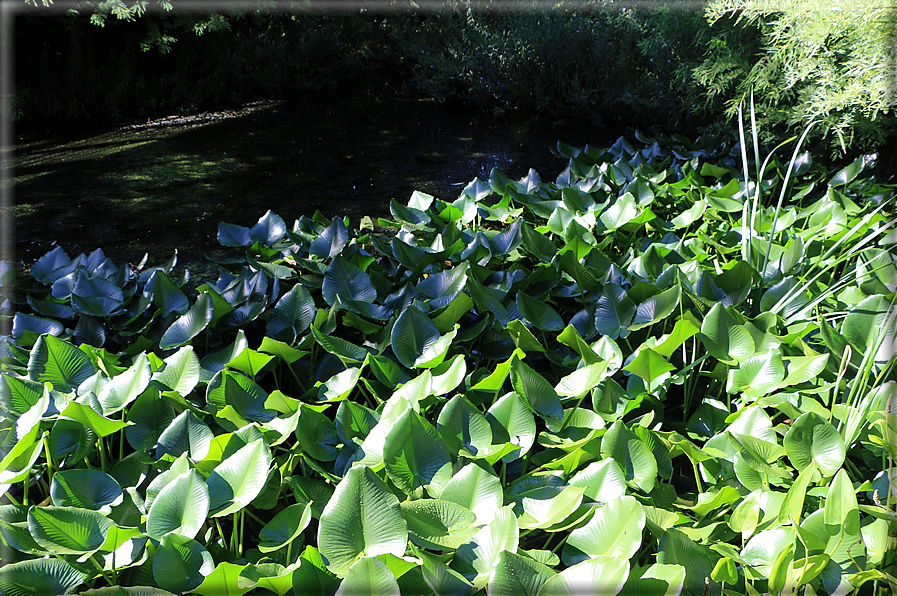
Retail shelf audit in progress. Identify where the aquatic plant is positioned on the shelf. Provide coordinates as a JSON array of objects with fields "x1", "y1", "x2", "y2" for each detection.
[{"x1": 0, "y1": 121, "x2": 895, "y2": 595}]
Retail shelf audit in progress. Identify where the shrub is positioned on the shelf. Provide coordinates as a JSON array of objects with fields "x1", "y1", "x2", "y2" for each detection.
[{"x1": 693, "y1": 0, "x2": 897, "y2": 155}]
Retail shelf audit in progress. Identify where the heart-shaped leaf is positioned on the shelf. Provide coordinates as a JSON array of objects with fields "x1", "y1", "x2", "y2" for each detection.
[{"x1": 317, "y1": 466, "x2": 407, "y2": 576}]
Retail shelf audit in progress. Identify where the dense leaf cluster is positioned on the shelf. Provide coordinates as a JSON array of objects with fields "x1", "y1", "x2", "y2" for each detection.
[{"x1": 1, "y1": 126, "x2": 896, "y2": 595}]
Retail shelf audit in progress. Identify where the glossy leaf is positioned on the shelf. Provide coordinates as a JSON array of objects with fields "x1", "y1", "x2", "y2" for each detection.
[
  {"x1": 563, "y1": 496, "x2": 646, "y2": 565},
  {"x1": 317, "y1": 466, "x2": 407, "y2": 576},
  {"x1": 153, "y1": 534, "x2": 215, "y2": 594}
]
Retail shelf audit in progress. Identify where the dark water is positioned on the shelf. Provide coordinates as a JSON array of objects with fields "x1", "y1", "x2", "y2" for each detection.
[{"x1": 11, "y1": 89, "x2": 619, "y2": 280}]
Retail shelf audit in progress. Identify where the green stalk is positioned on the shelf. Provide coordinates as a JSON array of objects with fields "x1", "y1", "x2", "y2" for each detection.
[
  {"x1": 239, "y1": 509, "x2": 245, "y2": 558},
  {"x1": 215, "y1": 517, "x2": 227, "y2": 547},
  {"x1": 21, "y1": 467, "x2": 29, "y2": 506},
  {"x1": 42, "y1": 433, "x2": 54, "y2": 482},
  {"x1": 692, "y1": 459, "x2": 704, "y2": 494},
  {"x1": 231, "y1": 511, "x2": 239, "y2": 553},
  {"x1": 98, "y1": 438, "x2": 108, "y2": 474},
  {"x1": 90, "y1": 553, "x2": 114, "y2": 587}
]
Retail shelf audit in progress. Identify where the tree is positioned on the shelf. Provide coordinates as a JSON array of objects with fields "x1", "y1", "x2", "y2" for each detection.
[{"x1": 693, "y1": 0, "x2": 897, "y2": 157}]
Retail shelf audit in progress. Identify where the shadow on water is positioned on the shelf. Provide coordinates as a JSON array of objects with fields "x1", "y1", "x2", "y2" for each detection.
[{"x1": 11, "y1": 88, "x2": 621, "y2": 281}]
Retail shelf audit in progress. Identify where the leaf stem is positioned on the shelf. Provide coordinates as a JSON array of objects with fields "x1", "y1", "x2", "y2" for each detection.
[{"x1": 89, "y1": 553, "x2": 114, "y2": 587}]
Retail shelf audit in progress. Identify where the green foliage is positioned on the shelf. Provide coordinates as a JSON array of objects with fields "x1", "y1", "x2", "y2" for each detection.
[
  {"x1": 1, "y1": 121, "x2": 896, "y2": 594},
  {"x1": 397, "y1": 3, "x2": 711, "y2": 129},
  {"x1": 694, "y1": 0, "x2": 897, "y2": 154}
]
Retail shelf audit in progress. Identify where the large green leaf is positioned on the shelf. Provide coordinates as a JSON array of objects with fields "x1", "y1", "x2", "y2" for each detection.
[
  {"x1": 510, "y1": 358, "x2": 563, "y2": 424},
  {"x1": 658, "y1": 528, "x2": 719, "y2": 596},
  {"x1": 488, "y1": 550, "x2": 556, "y2": 596},
  {"x1": 249, "y1": 210, "x2": 287, "y2": 245},
  {"x1": 516, "y1": 484, "x2": 586, "y2": 530},
  {"x1": 383, "y1": 409, "x2": 452, "y2": 498},
  {"x1": 97, "y1": 353, "x2": 151, "y2": 416},
  {"x1": 27, "y1": 334, "x2": 96, "y2": 392},
  {"x1": 206, "y1": 369, "x2": 275, "y2": 426},
  {"x1": 439, "y1": 461, "x2": 503, "y2": 526},
  {"x1": 401, "y1": 498, "x2": 478, "y2": 550},
  {"x1": 517, "y1": 291, "x2": 564, "y2": 332},
  {"x1": 146, "y1": 469, "x2": 209, "y2": 540},
  {"x1": 623, "y1": 348, "x2": 675, "y2": 393},
  {"x1": 207, "y1": 437, "x2": 272, "y2": 517},
  {"x1": 568, "y1": 458, "x2": 627, "y2": 503},
  {"x1": 555, "y1": 361, "x2": 612, "y2": 399},
  {"x1": 700, "y1": 303, "x2": 753, "y2": 364},
  {"x1": 60, "y1": 400, "x2": 129, "y2": 438},
  {"x1": 0, "y1": 558, "x2": 88, "y2": 596},
  {"x1": 71, "y1": 272, "x2": 125, "y2": 317},
  {"x1": 726, "y1": 350, "x2": 785, "y2": 398},
  {"x1": 322, "y1": 256, "x2": 376, "y2": 306},
  {"x1": 599, "y1": 192, "x2": 639, "y2": 231},
  {"x1": 594, "y1": 284, "x2": 635, "y2": 339},
  {"x1": 619, "y1": 563, "x2": 686, "y2": 596},
  {"x1": 338, "y1": 557, "x2": 400, "y2": 596},
  {"x1": 296, "y1": 404, "x2": 340, "y2": 461},
  {"x1": 563, "y1": 496, "x2": 646, "y2": 565},
  {"x1": 151, "y1": 346, "x2": 200, "y2": 396},
  {"x1": 601, "y1": 421, "x2": 657, "y2": 493},
  {"x1": 390, "y1": 306, "x2": 441, "y2": 369},
  {"x1": 451, "y1": 508, "x2": 518, "y2": 588},
  {"x1": 144, "y1": 270, "x2": 189, "y2": 316},
  {"x1": 309, "y1": 216, "x2": 349, "y2": 258},
  {"x1": 266, "y1": 284, "x2": 316, "y2": 342},
  {"x1": 153, "y1": 534, "x2": 215, "y2": 594},
  {"x1": 437, "y1": 395, "x2": 494, "y2": 457},
  {"x1": 485, "y1": 391, "x2": 536, "y2": 462},
  {"x1": 539, "y1": 556, "x2": 629, "y2": 596},
  {"x1": 823, "y1": 468, "x2": 860, "y2": 535},
  {"x1": 418, "y1": 261, "x2": 469, "y2": 307},
  {"x1": 0, "y1": 375, "x2": 50, "y2": 441},
  {"x1": 159, "y1": 292, "x2": 214, "y2": 350},
  {"x1": 125, "y1": 385, "x2": 175, "y2": 450},
  {"x1": 258, "y1": 502, "x2": 312, "y2": 553},
  {"x1": 192, "y1": 562, "x2": 252, "y2": 596},
  {"x1": 783, "y1": 412, "x2": 845, "y2": 476},
  {"x1": 27, "y1": 506, "x2": 113, "y2": 555},
  {"x1": 317, "y1": 465, "x2": 407, "y2": 576},
  {"x1": 156, "y1": 410, "x2": 213, "y2": 461},
  {"x1": 629, "y1": 285, "x2": 680, "y2": 331},
  {"x1": 50, "y1": 469, "x2": 122, "y2": 511}
]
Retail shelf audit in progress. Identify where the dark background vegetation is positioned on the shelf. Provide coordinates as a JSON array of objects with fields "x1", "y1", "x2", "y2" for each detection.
[
  {"x1": 12, "y1": 0, "x2": 897, "y2": 166},
  {"x1": 14, "y1": 1, "x2": 729, "y2": 137}
]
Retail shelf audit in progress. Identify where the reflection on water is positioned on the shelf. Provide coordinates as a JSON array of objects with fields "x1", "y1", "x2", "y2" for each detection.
[{"x1": 12, "y1": 89, "x2": 618, "y2": 275}]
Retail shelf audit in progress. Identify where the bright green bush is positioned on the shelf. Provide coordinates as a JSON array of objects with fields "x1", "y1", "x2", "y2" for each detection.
[
  {"x1": 693, "y1": 0, "x2": 897, "y2": 155},
  {"x1": 1, "y1": 120, "x2": 895, "y2": 594}
]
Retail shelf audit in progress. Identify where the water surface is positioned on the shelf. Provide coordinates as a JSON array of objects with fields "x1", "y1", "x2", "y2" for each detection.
[{"x1": 12, "y1": 89, "x2": 619, "y2": 280}]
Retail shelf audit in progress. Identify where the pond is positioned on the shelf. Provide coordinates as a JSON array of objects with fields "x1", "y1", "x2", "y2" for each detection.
[{"x1": 11, "y1": 88, "x2": 620, "y2": 283}]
